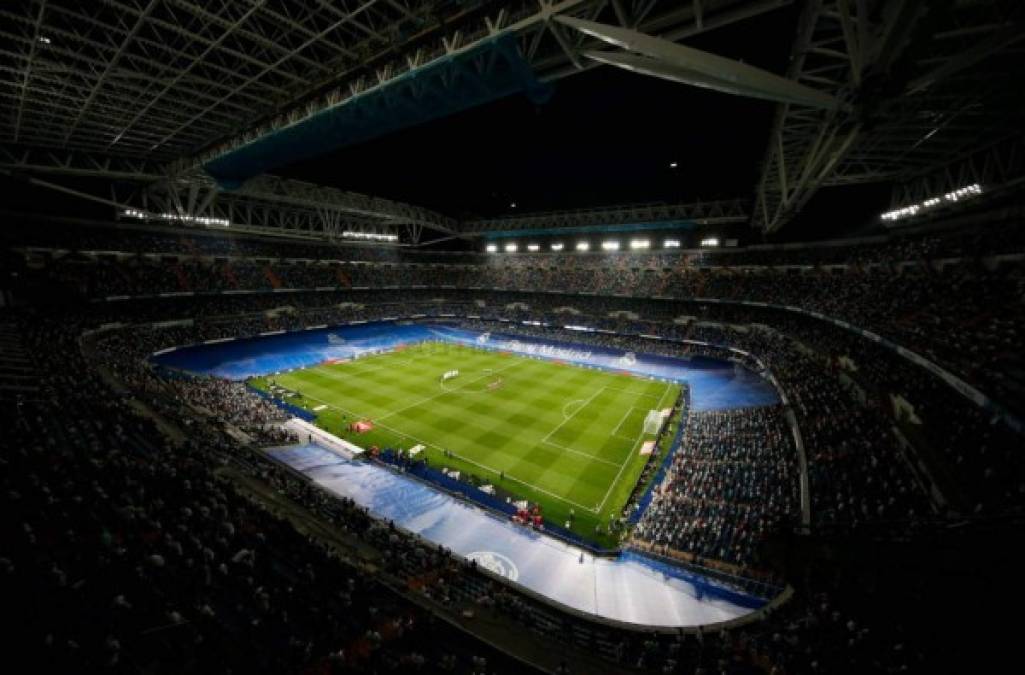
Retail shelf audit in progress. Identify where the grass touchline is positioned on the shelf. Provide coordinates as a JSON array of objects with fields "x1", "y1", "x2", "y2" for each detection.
[{"x1": 250, "y1": 341, "x2": 683, "y2": 545}]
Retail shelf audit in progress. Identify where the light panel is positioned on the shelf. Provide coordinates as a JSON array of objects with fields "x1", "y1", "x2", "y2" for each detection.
[
  {"x1": 342, "y1": 231, "x2": 398, "y2": 242},
  {"x1": 123, "y1": 208, "x2": 229, "y2": 227},
  {"x1": 881, "y1": 183, "x2": 983, "y2": 222}
]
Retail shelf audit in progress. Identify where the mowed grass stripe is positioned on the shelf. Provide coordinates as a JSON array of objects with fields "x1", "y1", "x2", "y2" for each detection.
[{"x1": 252, "y1": 342, "x2": 682, "y2": 543}]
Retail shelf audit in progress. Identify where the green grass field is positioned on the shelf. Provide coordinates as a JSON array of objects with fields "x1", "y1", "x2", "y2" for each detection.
[{"x1": 251, "y1": 341, "x2": 681, "y2": 545}]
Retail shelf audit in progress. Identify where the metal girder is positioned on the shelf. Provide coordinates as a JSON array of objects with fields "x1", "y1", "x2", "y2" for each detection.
[
  {"x1": 0, "y1": 0, "x2": 456, "y2": 161},
  {"x1": 754, "y1": 0, "x2": 1025, "y2": 232},
  {"x1": 752, "y1": 0, "x2": 885, "y2": 233},
  {"x1": 889, "y1": 134, "x2": 1025, "y2": 210},
  {"x1": 0, "y1": 0, "x2": 783, "y2": 241},
  {"x1": 461, "y1": 199, "x2": 748, "y2": 233},
  {"x1": 0, "y1": 143, "x2": 457, "y2": 236},
  {"x1": 0, "y1": 144, "x2": 165, "y2": 179},
  {"x1": 556, "y1": 14, "x2": 843, "y2": 109},
  {"x1": 120, "y1": 170, "x2": 461, "y2": 238},
  {"x1": 182, "y1": 0, "x2": 792, "y2": 173},
  {"x1": 121, "y1": 177, "x2": 417, "y2": 240},
  {"x1": 227, "y1": 174, "x2": 459, "y2": 233}
]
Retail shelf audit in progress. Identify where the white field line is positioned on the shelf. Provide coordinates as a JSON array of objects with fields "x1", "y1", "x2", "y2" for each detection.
[
  {"x1": 603, "y1": 385, "x2": 664, "y2": 400},
  {"x1": 562, "y1": 399, "x2": 585, "y2": 420},
  {"x1": 334, "y1": 352, "x2": 413, "y2": 372},
  {"x1": 595, "y1": 432, "x2": 646, "y2": 513},
  {"x1": 307, "y1": 348, "x2": 511, "y2": 416},
  {"x1": 288, "y1": 353, "x2": 677, "y2": 516},
  {"x1": 294, "y1": 390, "x2": 599, "y2": 513},
  {"x1": 319, "y1": 348, "x2": 427, "y2": 376},
  {"x1": 376, "y1": 358, "x2": 522, "y2": 422},
  {"x1": 323, "y1": 340, "x2": 464, "y2": 377},
  {"x1": 653, "y1": 381, "x2": 675, "y2": 412},
  {"x1": 595, "y1": 381, "x2": 678, "y2": 514},
  {"x1": 539, "y1": 439, "x2": 621, "y2": 468},
  {"x1": 610, "y1": 406, "x2": 637, "y2": 439},
  {"x1": 541, "y1": 385, "x2": 606, "y2": 444}
]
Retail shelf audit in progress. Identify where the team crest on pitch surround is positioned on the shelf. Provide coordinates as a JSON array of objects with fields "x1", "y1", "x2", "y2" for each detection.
[
  {"x1": 477, "y1": 332, "x2": 491, "y2": 344},
  {"x1": 465, "y1": 551, "x2": 519, "y2": 581},
  {"x1": 617, "y1": 351, "x2": 637, "y2": 367},
  {"x1": 327, "y1": 333, "x2": 346, "y2": 345}
]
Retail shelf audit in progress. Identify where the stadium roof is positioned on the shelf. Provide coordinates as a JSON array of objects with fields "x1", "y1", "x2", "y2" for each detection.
[{"x1": 1, "y1": 0, "x2": 1022, "y2": 242}]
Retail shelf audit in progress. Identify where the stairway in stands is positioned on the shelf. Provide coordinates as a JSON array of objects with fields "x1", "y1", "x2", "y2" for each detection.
[{"x1": 0, "y1": 320, "x2": 40, "y2": 402}]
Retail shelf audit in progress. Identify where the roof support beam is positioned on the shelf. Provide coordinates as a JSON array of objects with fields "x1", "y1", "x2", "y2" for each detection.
[{"x1": 557, "y1": 14, "x2": 844, "y2": 109}]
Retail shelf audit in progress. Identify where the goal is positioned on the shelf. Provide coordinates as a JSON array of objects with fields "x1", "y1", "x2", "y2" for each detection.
[{"x1": 643, "y1": 409, "x2": 666, "y2": 435}]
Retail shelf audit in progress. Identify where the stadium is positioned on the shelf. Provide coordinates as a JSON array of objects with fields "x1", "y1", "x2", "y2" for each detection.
[{"x1": 1, "y1": 1, "x2": 1023, "y2": 673}]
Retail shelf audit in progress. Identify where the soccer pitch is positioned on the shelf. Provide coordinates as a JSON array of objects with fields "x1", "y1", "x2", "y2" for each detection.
[{"x1": 251, "y1": 341, "x2": 682, "y2": 544}]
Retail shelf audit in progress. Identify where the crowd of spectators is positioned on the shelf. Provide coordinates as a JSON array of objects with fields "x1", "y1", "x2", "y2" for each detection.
[
  {"x1": 53, "y1": 276, "x2": 1019, "y2": 521},
  {"x1": 165, "y1": 376, "x2": 297, "y2": 445},
  {"x1": 3, "y1": 314, "x2": 535, "y2": 674},
  {"x1": 636, "y1": 406, "x2": 799, "y2": 569},
  {"x1": 11, "y1": 217, "x2": 1024, "y2": 422},
  {"x1": 1, "y1": 304, "x2": 939, "y2": 674},
  {"x1": 5, "y1": 216, "x2": 1025, "y2": 672}
]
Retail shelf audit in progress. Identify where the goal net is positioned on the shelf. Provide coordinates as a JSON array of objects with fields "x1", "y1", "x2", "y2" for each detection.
[{"x1": 643, "y1": 409, "x2": 666, "y2": 435}]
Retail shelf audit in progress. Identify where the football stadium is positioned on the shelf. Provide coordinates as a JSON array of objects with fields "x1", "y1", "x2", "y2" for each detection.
[{"x1": 1, "y1": 1, "x2": 1024, "y2": 673}]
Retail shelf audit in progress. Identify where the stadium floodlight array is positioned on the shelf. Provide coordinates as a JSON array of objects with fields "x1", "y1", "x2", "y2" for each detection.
[
  {"x1": 527, "y1": 244, "x2": 540, "y2": 252},
  {"x1": 664, "y1": 239, "x2": 681, "y2": 248},
  {"x1": 576, "y1": 241, "x2": 590, "y2": 251},
  {"x1": 700, "y1": 237, "x2": 720, "y2": 247},
  {"x1": 486, "y1": 243, "x2": 498, "y2": 253},
  {"x1": 629, "y1": 239, "x2": 650, "y2": 250},
  {"x1": 122, "y1": 208, "x2": 229, "y2": 227},
  {"x1": 550, "y1": 242, "x2": 564, "y2": 251},
  {"x1": 881, "y1": 183, "x2": 983, "y2": 222},
  {"x1": 340, "y1": 232, "x2": 395, "y2": 242},
  {"x1": 504, "y1": 243, "x2": 518, "y2": 252},
  {"x1": 602, "y1": 240, "x2": 620, "y2": 251}
]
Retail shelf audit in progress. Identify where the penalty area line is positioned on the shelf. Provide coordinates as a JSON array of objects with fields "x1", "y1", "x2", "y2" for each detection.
[
  {"x1": 294, "y1": 392, "x2": 600, "y2": 514},
  {"x1": 542, "y1": 385, "x2": 606, "y2": 444},
  {"x1": 539, "y1": 439, "x2": 621, "y2": 468},
  {"x1": 595, "y1": 381, "x2": 678, "y2": 514}
]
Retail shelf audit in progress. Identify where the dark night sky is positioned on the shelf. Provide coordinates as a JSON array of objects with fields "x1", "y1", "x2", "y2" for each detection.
[
  {"x1": 2, "y1": 2, "x2": 893, "y2": 242},
  {"x1": 277, "y1": 4, "x2": 825, "y2": 223}
]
